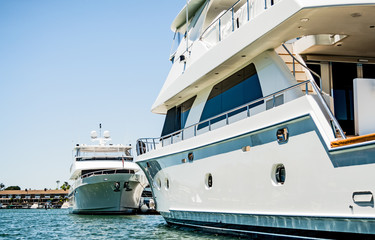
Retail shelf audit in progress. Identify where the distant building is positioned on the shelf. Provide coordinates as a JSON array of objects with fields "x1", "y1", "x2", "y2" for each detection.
[{"x1": 0, "y1": 189, "x2": 68, "y2": 208}]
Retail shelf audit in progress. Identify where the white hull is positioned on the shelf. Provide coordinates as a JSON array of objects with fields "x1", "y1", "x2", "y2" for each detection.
[
  {"x1": 136, "y1": 0, "x2": 375, "y2": 237},
  {"x1": 137, "y1": 96, "x2": 375, "y2": 237},
  {"x1": 70, "y1": 173, "x2": 147, "y2": 214}
]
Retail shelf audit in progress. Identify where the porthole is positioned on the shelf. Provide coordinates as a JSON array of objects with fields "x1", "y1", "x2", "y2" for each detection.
[
  {"x1": 165, "y1": 178, "x2": 170, "y2": 190},
  {"x1": 273, "y1": 164, "x2": 286, "y2": 185},
  {"x1": 205, "y1": 173, "x2": 213, "y2": 189},
  {"x1": 188, "y1": 152, "x2": 194, "y2": 162},
  {"x1": 276, "y1": 128, "x2": 289, "y2": 143},
  {"x1": 154, "y1": 178, "x2": 161, "y2": 190}
]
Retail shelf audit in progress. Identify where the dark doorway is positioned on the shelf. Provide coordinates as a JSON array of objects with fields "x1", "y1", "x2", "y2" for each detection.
[
  {"x1": 331, "y1": 62, "x2": 357, "y2": 135},
  {"x1": 363, "y1": 64, "x2": 375, "y2": 78}
]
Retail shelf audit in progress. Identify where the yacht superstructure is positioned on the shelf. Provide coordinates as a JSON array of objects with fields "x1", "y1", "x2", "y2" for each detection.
[
  {"x1": 69, "y1": 130, "x2": 148, "y2": 214},
  {"x1": 136, "y1": 0, "x2": 375, "y2": 237}
]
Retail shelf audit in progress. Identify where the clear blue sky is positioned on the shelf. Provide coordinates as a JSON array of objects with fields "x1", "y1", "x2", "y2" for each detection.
[{"x1": 0, "y1": 1, "x2": 185, "y2": 190}]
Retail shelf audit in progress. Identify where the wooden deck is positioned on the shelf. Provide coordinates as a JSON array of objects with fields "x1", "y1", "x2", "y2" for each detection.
[{"x1": 331, "y1": 133, "x2": 375, "y2": 148}]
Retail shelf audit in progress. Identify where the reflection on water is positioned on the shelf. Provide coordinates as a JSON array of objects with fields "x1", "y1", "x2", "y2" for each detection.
[{"x1": 0, "y1": 209, "x2": 239, "y2": 239}]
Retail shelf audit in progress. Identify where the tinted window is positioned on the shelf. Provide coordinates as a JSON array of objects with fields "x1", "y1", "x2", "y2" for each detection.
[
  {"x1": 332, "y1": 62, "x2": 357, "y2": 135},
  {"x1": 161, "y1": 96, "x2": 197, "y2": 137},
  {"x1": 199, "y1": 63, "x2": 263, "y2": 126},
  {"x1": 363, "y1": 64, "x2": 375, "y2": 78}
]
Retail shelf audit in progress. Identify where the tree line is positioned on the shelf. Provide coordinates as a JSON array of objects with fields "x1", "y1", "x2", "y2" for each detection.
[{"x1": 0, "y1": 182, "x2": 70, "y2": 191}]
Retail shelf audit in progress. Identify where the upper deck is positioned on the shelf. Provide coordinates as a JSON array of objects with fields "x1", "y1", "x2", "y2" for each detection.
[{"x1": 153, "y1": 0, "x2": 375, "y2": 114}]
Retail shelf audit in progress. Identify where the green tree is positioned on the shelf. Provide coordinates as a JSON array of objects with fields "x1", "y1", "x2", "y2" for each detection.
[
  {"x1": 5, "y1": 186, "x2": 20, "y2": 190},
  {"x1": 60, "y1": 182, "x2": 70, "y2": 190}
]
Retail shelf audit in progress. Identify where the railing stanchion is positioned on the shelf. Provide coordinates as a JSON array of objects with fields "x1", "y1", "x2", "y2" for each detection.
[
  {"x1": 232, "y1": 8, "x2": 234, "y2": 31},
  {"x1": 153, "y1": 139, "x2": 156, "y2": 150},
  {"x1": 136, "y1": 142, "x2": 139, "y2": 155},
  {"x1": 305, "y1": 82, "x2": 308, "y2": 95},
  {"x1": 293, "y1": 58, "x2": 295, "y2": 77},
  {"x1": 273, "y1": 95, "x2": 276, "y2": 108},
  {"x1": 226, "y1": 113, "x2": 229, "y2": 125},
  {"x1": 182, "y1": 130, "x2": 184, "y2": 140},
  {"x1": 265, "y1": 0, "x2": 267, "y2": 9},
  {"x1": 209, "y1": 121, "x2": 211, "y2": 131},
  {"x1": 194, "y1": 125, "x2": 197, "y2": 136},
  {"x1": 247, "y1": 0, "x2": 250, "y2": 21},
  {"x1": 219, "y1": 19, "x2": 221, "y2": 41}
]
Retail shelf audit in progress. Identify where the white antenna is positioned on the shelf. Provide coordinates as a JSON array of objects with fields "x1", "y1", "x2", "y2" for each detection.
[
  {"x1": 99, "y1": 123, "x2": 102, "y2": 138},
  {"x1": 186, "y1": 0, "x2": 189, "y2": 53}
]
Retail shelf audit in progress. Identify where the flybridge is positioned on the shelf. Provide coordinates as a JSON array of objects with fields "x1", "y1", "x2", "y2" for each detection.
[{"x1": 170, "y1": 0, "x2": 278, "y2": 61}]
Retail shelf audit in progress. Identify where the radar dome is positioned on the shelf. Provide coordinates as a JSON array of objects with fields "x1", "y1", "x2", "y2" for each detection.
[
  {"x1": 103, "y1": 131, "x2": 110, "y2": 138},
  {"x1": 90, "y1": 131, "x2": 98, "y2": 139}
]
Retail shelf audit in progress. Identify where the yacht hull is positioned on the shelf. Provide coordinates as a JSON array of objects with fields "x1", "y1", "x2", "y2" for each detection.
[
  {"x1": 137, "y1": 97, "x2": 375, "y2": 237},
  {"x1": 70, "y1": 173, "x2": 146, "y2": 214}
]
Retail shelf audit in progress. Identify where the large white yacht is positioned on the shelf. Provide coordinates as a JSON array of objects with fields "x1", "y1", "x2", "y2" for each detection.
[
  {"x1": 136, "y1": 0, "x2": 375, "y2": 238},
  {"x1": 69, "y1": 129, "x2": 148, "y2": 214}
]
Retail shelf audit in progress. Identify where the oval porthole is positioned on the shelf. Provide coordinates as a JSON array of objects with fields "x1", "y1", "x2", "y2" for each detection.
[
  {"x1": 205, "y1": 173, "x2": 213, "y2": 189},
  {"x1": 276, "y1": 128, "x2": 289, "y2": 143},
  {"x1": 154, "y1": 178, "x2": 161, "y2": 190},
  {"x1": 165, "y1": 178, "x2": 170, "y2": 190},
  {"x1": 273, "y1": 164, "x2": 286, "y2": 185},
  {"x1": 188, "y1": 152, "x2": 194, "y2": 162}
]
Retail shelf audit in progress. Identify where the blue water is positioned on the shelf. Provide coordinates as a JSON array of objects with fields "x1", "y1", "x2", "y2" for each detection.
[{"x1": 0, "y1": 209, "x2": 239, "y2": 239}]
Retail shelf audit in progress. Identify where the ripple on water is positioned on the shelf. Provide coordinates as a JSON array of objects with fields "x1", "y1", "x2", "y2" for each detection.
[{"x1": 0, "y1": 209, "x2": 240, "y2": 239}]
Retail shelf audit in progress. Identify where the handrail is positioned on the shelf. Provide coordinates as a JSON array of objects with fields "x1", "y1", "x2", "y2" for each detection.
[
  {"x1": 200, "y1": 0, "x2": 241, "y2": 40},
  {"x1": 136, "y1": 80, "x2": 322, "y2": 156},
  {"x1": 81, "y1": 169, "x2": 133, "y2": 179},
  {"x1": 171, "y1": 81, "x2": 308, "y2": 139},
  {"x1": 177, "y1": 0, "x2": 242, "y2": 61},
  {"x1": 281, "y1": 43, "x2": 346, "y2": 139},
  {"x1": 177, "y1": 0, "x2": 276, "y2": 70}
]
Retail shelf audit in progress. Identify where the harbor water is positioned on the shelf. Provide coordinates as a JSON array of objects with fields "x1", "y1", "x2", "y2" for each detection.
[{"x1": 0, "y1": 209, "x2": 238, "y2": 239}]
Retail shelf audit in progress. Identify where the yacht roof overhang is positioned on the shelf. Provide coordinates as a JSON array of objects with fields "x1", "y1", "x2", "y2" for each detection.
[
  {"x1": 171, "y1": 0, "x2": 240, "y2": 32},
  {"x1": 153, "y1": 0, "x2": 375, "y2": 114},
  {"x1": 171, "y1": 0, "x2": 207, "y2": 32}
]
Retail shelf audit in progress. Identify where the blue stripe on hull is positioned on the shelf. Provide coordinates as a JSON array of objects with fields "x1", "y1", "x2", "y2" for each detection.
[{"x1": 163, "y1": 211, "x2": 375, "y2": 239}]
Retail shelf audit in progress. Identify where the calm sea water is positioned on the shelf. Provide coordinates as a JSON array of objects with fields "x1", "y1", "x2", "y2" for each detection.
[{"x1": 0, "y1": 209, "x2": 239, "y2": 239}]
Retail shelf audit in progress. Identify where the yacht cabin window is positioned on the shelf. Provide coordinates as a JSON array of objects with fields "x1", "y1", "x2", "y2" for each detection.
[
  {"x1": 161, "y1": 96, "x2": 197, "y2": 137},
  {"x1": 199, "y1": 63, "x2": 263, "y2": 127}
]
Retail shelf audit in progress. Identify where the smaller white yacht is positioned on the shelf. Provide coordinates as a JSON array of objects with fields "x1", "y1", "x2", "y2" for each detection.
[{"x1": 69, "y1": 129, "x2": 148, "y2": 214}]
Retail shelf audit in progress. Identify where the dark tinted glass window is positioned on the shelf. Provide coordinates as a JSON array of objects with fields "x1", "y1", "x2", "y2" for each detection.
[
  {"x1": 161, "y1": 96, "x2": 196, "y2": 137},
  {"x1": 332, "y1": 62, "x2": 357, "y2": 135},
  {"x1": 306, "y1": 63, "x2": 321, "y2": 87},
  {"x1": 363, "y1": 64, "x2": 375, "y2": 78},
  {"x1": 199, "y1": 63, "x2": 263, "y2": 126}
]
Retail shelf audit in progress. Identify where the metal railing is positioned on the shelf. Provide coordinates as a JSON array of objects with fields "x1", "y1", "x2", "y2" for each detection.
[
  {"x1": 136, "y1": 79, "x2": 342, "y2": 156},
  {"x1": 200, "y1": 0, "x2": 241, "y2": 41},
  {"x1": 200, "y1": 0, "x2": 277, "y2": 42},
  {"x1": 175, "y1": 0, "x2": 277, "y2": 73},
  {"x1": 81, "y1": 169, "x2": 134, "y2": 179},
  {"x1": 281, "y1": 43, "x2": 346, "y2": 139}
]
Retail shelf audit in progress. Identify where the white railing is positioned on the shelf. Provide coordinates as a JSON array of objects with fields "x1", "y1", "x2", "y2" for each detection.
[
  {"x1": 200, "y1": 0, "x2": 278, "y2": 46},
  {"x1": 136, "y1": 79, "x2": 345, "y2": 156},
  {"x1": 81, "y1": 169, "x2": 134, "y2": 179}
]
